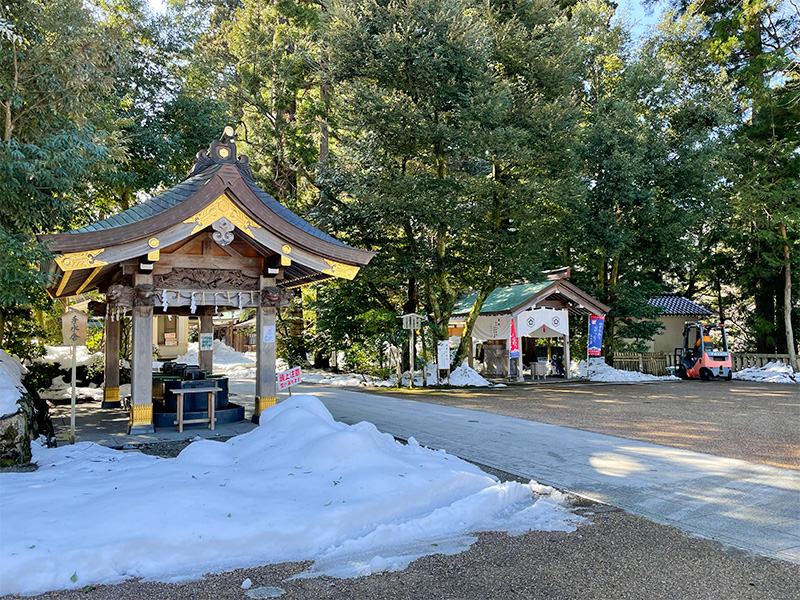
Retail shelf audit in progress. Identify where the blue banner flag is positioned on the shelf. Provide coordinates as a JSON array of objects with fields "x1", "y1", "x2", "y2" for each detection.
[{"x1": 588, "y1": 315, "x2": 605, "y2": 357}]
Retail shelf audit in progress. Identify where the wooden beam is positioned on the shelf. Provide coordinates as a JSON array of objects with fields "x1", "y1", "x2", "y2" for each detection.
[
  {"x1": 55, "y1": 270, "x2": 72, "y2": 297},
  {"x1": 158, "y1": 254, "x2": 263, "y2": 270},
  {"x1": 220, "y1": 243, "x2": 243, "y2": 258},
  {"x1": 75, "y1": 266, "x2": 103, "y2": 295}
]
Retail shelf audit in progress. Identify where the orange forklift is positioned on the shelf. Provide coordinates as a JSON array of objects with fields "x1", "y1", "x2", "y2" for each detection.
[{"x1": 674, "y1": 322, "x2": 733, "y2": 381}]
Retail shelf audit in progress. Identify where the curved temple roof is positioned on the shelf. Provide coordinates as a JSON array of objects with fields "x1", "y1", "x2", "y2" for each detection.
[
  {"x1": 452, "y1": 278, "x2": 610, "y2": 318},
  {"x1": 38, "y1": 134, "x2": 374, "y2": 298}
]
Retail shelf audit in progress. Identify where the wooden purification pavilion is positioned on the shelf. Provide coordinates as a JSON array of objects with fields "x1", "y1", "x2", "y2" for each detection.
[{"x1": 39, "y1": 129, "x2": 374, "y2": 433}]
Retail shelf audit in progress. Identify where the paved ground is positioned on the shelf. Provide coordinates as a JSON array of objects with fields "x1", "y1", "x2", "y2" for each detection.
[
  {"x1": 303, "y1": 384, "x2": 800, "y2": 565},
  {"x1": 24, "y1": 377, "x2": 798, "y2": 600},
  {"x1": 361, "y1": 380, "x2": 800, "y2": 470},
  {"x1": 7, "y1": 511, "x2": 800, "y2": 600}
]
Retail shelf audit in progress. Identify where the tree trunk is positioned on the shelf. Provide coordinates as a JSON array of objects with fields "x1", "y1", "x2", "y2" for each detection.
[
  {"x1": 0, "y1": 307, "x2": 5, "y2": 347},
  {"x1": 402, "y1": 277, "x2": 417, "y2": 372},
  {"x1": 453, "y1": 285, "x2": 493, "y2": 367},
  {"x1": 319, "y1": 84, "x2": 330, "y2": 164},
  {"x1": 779, "y1": 223, "x2": 796, "y2": 369},
  {"x1": 754, "y1": 277, "x2": 775, "y2": 352}
]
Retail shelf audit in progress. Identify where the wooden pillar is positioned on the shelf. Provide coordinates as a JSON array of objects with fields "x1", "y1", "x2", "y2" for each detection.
[
  {"x1": 564, "y1": 332, "x2": 571, "y2": 380},
  {"x1": 129, "y1": 272, "x2": 155, "y2": 434},
  {"x1": 518, "y1": 332, "x2": 524, "y2": 382},
  {"x1": 199, "y1": 312, "x2": 214, "y2": 373},
  {"x1": 102, "y1": 317, "x2": 121, "y2": 408},
  {"x1": 253, "y1": 277, "x2": 277, "y2": 423}
]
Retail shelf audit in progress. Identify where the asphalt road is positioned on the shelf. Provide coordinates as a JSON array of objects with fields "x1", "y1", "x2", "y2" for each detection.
[{"x1": 361, "y1": 380, "x2": 800, "y2": 470}]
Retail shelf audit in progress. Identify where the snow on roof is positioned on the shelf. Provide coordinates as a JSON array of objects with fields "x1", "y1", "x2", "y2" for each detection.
[{"x1": 647, "y1": 293, "x2": 713, "y2": 317}]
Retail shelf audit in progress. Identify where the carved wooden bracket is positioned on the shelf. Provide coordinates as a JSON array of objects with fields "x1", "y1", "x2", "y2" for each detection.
[
  {"x1": 261, "y1": 286, "x2": 295, "y2": 308},
  {"x1": 106, "y1": 284, "x2": 157, "y2": 307},
  {"x1": 107, "y1": 284, "x2": 135, "y2": 307}
]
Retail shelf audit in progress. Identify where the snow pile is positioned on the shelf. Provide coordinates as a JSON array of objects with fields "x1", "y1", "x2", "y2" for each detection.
[
  {"x1": 733, "y1": 361, "x2": 798, "y2": 384},
  {"x1": 571, "y1": 360, "x2": 587, "y2": 378},
  {"x1": 303, "y1": 371, "x2": 368, "y2": 387},
  {"x1": 38, "y1": 376, "x2": 131, "y2": 403},
  {"x1": 36, "y1": 346, "x2": 102, "y2": 370},
  {"x1": 302, "y1": 362, "x2": 497, "y2": 389},
  {"x1": 225, "y1": 359, "x2": 288, "y2": 381},
  {"x1": 384, "y1": 363, "x2": 496, "y2": 388},
  {"x1": 449, "y1": 362, "x2": 493, "y2": 387},
  {"x1": 38, "y1": 376, "x2": 103, "y2": 402},
  {"x1": 583, "y1": 358, "x2": 679, "y2": 383},
  {"x1": 0, "y1": 395, "x2": 584, "y2": 596},
  {"x1": 175, "y1": 340, "x2": 254, "y2": 368},
  {"x1": 0, "y1": 350, "x2": 27, "y2": 417}
]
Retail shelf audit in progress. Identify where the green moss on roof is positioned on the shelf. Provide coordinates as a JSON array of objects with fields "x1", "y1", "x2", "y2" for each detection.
[{"x1": 452, "y1": 281, "x2": 552, "y2": 315}]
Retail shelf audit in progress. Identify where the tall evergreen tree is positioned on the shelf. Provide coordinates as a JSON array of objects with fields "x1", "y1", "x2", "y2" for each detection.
[
  {"x1": 0, "y1": 0, "x2": 117, "y2": 342},
  {"x1": 315, "y1": 0, "x2": 581, "y2": 367},
  {"x1": 649, "y1": 0, "x2": 798, "y2": 358}
]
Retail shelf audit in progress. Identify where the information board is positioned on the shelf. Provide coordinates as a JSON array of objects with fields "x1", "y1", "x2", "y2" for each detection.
[
  {"x1": 61, "y1": 310, "x2": 88, "y2": 346},
  {"x1": 199, "y1": 332, "x2": 213, "y2": 351},
  {"x1": 437, "y1": 340, "x2": 451, "y2": 370}
]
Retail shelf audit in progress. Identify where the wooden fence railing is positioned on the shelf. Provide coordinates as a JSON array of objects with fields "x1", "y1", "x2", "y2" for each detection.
[{"x1": 612, "y1": 352, "x2": 798, "y2": 376}]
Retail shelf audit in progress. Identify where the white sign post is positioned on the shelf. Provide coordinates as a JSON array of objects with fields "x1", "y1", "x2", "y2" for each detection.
[
  {"x1": 277, "y1": 366, "x2": 302, "y2": 395},
  {"x1": 61, "y1": 309, "x2": 88, "y2": 445},
  {"x1": 401, "y1": 314, "x2": 425, "y2": 389},
  {"x1": 437, "y1": 340, "x2": 451, "y2": 385}
]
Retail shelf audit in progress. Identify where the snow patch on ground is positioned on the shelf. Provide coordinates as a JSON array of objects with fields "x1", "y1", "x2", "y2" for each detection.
[
  {"x1": 175, "y1": 339, "x2": 255, "y2": 367},
  {"x1": 0, "y1": 350, "x2": 27, "y2": 417},
  {"x1": 578, "y1": 358, "x2": 680, "y2": 383},
  {"x1": 733, "y1": 361, "x2": 798, "y2": 384},
  {"x1": 0, "y1": 394, "x2": 584, "y2": 596},
  {"x1": 303, "y1": 362, "x2": 499, "y2": 389},
  {"x1": 36, "y1": 346, "x2": 103, "y2": 370}
]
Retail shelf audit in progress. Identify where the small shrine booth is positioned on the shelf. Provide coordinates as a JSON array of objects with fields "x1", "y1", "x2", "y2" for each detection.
[
  {"x1": 39, "y1": 130, "x2": 374, "y2": 433},
  {"x1": 449, "y1": 270, "x2": 609, "y2": 380}
]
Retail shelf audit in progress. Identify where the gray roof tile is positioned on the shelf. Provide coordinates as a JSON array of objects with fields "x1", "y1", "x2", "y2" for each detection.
[
  {"x1": 648, "y1": 294, "x2": 713, "y2": 316},
  {"x1": 67, "y1": 161, "x2": 352, "y2": 251},
  {"x1": 243, "y1": 178, "x2": 348, "y2": 248},
  {"x1": 70, "y1": 165, "x2": 221, "y2": 233}
]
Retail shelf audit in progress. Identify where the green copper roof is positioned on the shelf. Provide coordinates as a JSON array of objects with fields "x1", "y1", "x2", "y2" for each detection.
[{"x1": 452, "y1": 281, "x2": 552, "y2": 315}]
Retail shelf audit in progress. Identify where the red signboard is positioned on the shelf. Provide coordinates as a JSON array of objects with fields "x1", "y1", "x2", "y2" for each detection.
[
  {"x1": 509, "y1": 319, "x2": 520, "y2": 359},
  {"x1": 277, "y1": 366, "x2": 302, "y2": 391}
]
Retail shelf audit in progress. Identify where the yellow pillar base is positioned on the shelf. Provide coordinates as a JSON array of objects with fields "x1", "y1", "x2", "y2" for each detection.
[
  {"x1": 128, "y1": 403, "x2": 154, "y2": 434},
  {"x1": 252, "y1": 396, "x2": 277, "y2": 423},
  {"x1": 102, "y1": 386, "x2": 120, "y2": 408}
]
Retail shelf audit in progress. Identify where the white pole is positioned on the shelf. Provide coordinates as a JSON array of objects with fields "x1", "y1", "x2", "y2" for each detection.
[
  {"x1": 586, "y1": 314, "x2": 591, "y2": 379},
  {"x1": 70, "y1": 345, "x2": 77, "y2": 444}
]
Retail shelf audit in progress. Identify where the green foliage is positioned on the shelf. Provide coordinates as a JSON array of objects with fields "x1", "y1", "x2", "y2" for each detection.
[
  {"x1": 0, "y1": 306, "x2": 46, "y2": 362},
  {"x1": 310, "y1": 279, "x2": 406, "y2": 372},
  {"x1": 0, "y1": 0, "x2": 119, "y2": 318},
  {"x1": 316, "y1": 0, "x2": 576, "y2": 366},
  {"x1": 648, "y1": 0, "x2": 799, "y2": 355}
]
